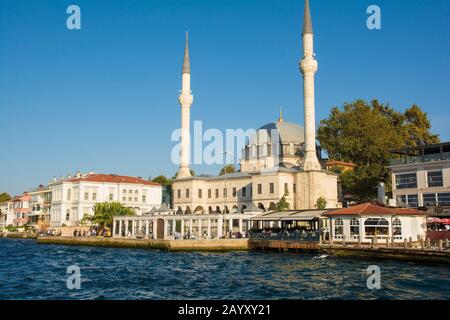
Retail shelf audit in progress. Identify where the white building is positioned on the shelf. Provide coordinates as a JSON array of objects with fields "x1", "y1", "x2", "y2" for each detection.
[
  {"x1": 49, "y1": 173, "x2": 162, "y2": 227},
  {"x1": 324, "y1": 203, "x2": 427, "y2": 244},
  {"x1": 0, "y1": 201, "x2": 14, "y2": 227},
  {"x1": 389, "y1": 142, "x2": 450, "y2": 209},
  {"x1": 27, "y1": 185, "x2": 52, "y2": 229},
  {"x1": 172, "y1": 0, "x2": 339, "y2": 214}
]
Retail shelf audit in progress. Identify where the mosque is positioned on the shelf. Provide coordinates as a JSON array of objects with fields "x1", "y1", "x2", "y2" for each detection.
[
  {"x1": 172, "y1": 0, "x2": 339, "y2": 215},
  {"x1": 113, "y1": 0, "x2": 340, "y2": 240}
]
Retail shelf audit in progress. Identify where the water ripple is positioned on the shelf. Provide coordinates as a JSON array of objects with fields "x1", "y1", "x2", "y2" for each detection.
[{"x1": 0, "y1": 239, "x2": 450, "y2": 300}]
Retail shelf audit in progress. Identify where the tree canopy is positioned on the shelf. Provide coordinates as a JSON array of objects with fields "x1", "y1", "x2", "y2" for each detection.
[
  {"x1": 219, "y1": 165, "x2": 236, "y2": 176},
  {"x1": 89, "y1": 202, "x2": 135, "y2": 229},
  {"x1": 318, "y1": 100, "x2": 439, "y2": 201},
  {"x1": 0, "y1": 193, "x2": 11, "y2": 203},
  {"x1": 152, "y1": 175, "x2": 172, "y2": 186},
  {"x1": 276, "y1": 194, "x2": 290, "y2": 211}
]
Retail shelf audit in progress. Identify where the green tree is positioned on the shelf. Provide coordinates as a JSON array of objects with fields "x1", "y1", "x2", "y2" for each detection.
[
  {"x1": 152, "y1": 175, "x2": 172, "y2": 186},
  {"x1": 318, "y1": 100, "x2": 439, "y2": 200},
  {"x1": 403, "y1": 105, "x2": 440, "y2": 146},
  {"x1": 152, "y1": 175, "x2": 173, "y2": 207},
  {"x1": 276, "y1": 194, "x2": 290, "y2": 211},
  {"x1": 89, "y1": 202, "x2": 135, "y2": 230},
  {"x1": 219, "y1": 165, "x2": 236, "y2": 176},
  {"x1": 315, "y1": 197, "x2": 327, "y2": 210},
  {"x1": 0, "y1": 193, "x2": 11, "y2": 203}
]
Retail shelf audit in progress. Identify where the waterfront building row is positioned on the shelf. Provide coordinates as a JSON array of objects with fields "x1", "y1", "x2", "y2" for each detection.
[{"x1": 0, "y1": 172, "x2": 163, "y2": 229}]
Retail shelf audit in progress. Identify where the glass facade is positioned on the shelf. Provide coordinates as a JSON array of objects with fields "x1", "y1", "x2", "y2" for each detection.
[
  {"x1": 427, "y1": 171, "x2": 443, "y2": 187},
  {"x1": 395, "y1": 173, "x2": 417, "y2": 189}
]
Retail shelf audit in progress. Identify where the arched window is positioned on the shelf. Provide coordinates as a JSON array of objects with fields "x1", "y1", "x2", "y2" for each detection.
[
  {"x1": 334, "y1": 218, "x2": 343, "y2": 238},
  {"x1": 393, "y1": 218, "x2": 402, "y2": 238},
  {"x1": 350, "y1": 218, "x2": 360, "y2": 237},
  {"x1": 364, "y1": 218, "x2": 389, "y2": 237}
]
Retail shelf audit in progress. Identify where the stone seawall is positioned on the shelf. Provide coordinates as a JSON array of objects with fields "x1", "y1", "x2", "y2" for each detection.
[
  {"x1": 1, "y1": 232, "x2": 37, "y2": 239},
  {"x1": 319, "y1": 244, "x2": 450, "y2": 264},
  {"x1": 37, "y1": 236, "x2": 249, "y2": 252}
]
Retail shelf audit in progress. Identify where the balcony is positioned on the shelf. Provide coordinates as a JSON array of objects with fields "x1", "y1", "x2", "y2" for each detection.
[{"x1": 390, "y1": 152, "x2": 450, "y2": 166}]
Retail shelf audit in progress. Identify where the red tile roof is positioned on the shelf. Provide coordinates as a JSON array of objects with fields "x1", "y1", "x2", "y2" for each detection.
[
  {"x1": 65, "y1": 174, "x2": 161, "y2": 186},
  {"x1": 324, "y1": 203, "x2": 426, "y2": 216}
]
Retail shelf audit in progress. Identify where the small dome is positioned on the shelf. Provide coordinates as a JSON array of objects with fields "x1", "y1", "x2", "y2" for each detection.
[{"x1": 255, "y1": 121, "x2": 305, "y2": 145}]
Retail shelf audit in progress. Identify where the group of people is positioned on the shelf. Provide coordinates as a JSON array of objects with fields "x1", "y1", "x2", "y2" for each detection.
[
  {"x1": 250, "y1": 227, "x2": 320, "y2": 240},
  {"x1": 72, "y1": 227, "x2": 109, "y2": 237},
  {"x1": 38, "y1": 229, "x2": 62, "y2": 237}
]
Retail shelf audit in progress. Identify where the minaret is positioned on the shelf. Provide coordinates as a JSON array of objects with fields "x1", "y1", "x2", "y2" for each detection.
[
  {"x1": 177, "y1": 32, "x2": 194, "y2": 178},
  {"x1": 300, "y1": 0, "x2": 321, "y2": 171}
]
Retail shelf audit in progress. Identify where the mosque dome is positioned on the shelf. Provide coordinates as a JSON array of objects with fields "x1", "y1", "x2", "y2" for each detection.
[
  {"x1": 240, "y1": 117, "x2": 306, "y2": 172},
  {"x1": 257, "y1": 121, "x2": 305, "y2": 145}
]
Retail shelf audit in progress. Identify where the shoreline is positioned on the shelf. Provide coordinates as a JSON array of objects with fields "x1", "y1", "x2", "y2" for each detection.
[
  {"x1": 2, "y1": 235, "x2": 450, "y2": 264},
  {"x1": 36, "y1": 236, "x2": 249, "y2": 252}
]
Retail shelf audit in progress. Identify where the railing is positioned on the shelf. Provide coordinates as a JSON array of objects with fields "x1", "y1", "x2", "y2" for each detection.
[
  {"x1": 250, "y1": 231, "x2": 320, "y2": 242},
  {"x1": 390, "y1": 152, "x2": 450, "y2": 166}
]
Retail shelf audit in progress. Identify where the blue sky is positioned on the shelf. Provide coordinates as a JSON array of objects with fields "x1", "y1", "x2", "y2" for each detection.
[{"x1": 1, "y1": 0, "x2": 449, "y2": 195}]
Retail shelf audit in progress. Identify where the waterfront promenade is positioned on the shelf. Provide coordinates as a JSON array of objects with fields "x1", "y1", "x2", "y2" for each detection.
[
  {"x1": 37, "y1": 236, "x2": 249, "y2": 252},
  {"x1": 32, "y1": 235, "x2": 450, "y2": 264}
]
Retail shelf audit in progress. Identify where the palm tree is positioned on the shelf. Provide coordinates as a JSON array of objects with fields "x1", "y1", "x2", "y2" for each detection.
[{"x1": 89, "y1": 202, "x2": 135, "y2": 230}]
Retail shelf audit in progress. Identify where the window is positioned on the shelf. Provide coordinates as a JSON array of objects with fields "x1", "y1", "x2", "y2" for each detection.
[
  {"x1": 177, "y1": 190, "x2": 181, "y2": 199},
  {"x1": 122, "y1": 197, "x2": 126, "y2": 202},
  {"x1": 128, "y1": 197, "x2": 132, "y2": 202},
  {"x1": 269, "y1": 183, "x2": 274, "y2": 194},
  {"x1": 198, "y1": 189, "x2": 202, "y2": 199},
  {"x1": 334, "y1": 219, "x2": 343, "y2": 236},
  {"x1": 223, "y1": 188, "x2": 227, "y2": 198},
  {"x1": 423, "y1": 193, "x2": 437, "y2": 206},
  {"x1": 242, "y1": 187, "x2": 247, "y2": 197},
  {"x1": 364, "y1": 218, "x2": 389, "y2": 237},
  {"x1": 186, "y1": 189, "x2": 190, "y2": 198},
  {"x1": 284, "y1": 183, "x2": 288, "y2": 194},
  {"x1": 142, "y1": 195, "x2": 146, "y2": 203},
  {"x1": 129, "y1": 190, "x2": 132, "y2": 193},
  {"x1": 66, "y1": 210, "x2": 70, "y2": 221},
  {"x1": 438, "y1": 193, "x2": 450, "y2": 206},
  {"x1": 393, "y1": 218, "x2": 402, "y2": 238},
  {"x1": 257, "y1": 184, "x2": 262, "y2": 195},
  {"x1": 350, "y1": 218, "x2": 359, "y2": 236},
  {"x1": 135, "y1": 190, "x2": 138, "y2": 194},
  {"x1": 232, "y1": 188, "x2": 237, "y2": 197},
  {"x1": 407, "y1": 194, "x2": 419, "y2": 207},
  {"x1": 427, "y1": 171, "x2": 443, "y2": 187},
  {"x1": 208, "y1": 189, "x2": 212, "y2": 199},
  {"x1": 84, "y1": 193, "x2": 89, "y2": 201},
  {"x1": 395, "y1": 173, "x2": 417, "y2": 189},
  {"x1": 92, "y1": 193, "x2": 97, "y2": 201},
  {"x1": 109, "y1": 194, "x2": 114, "y2": 201},
  {"x1": 134, "y1": 197, "x2": 138, "y2": 202},
  {"x1": 215, "y1": 189, "x2": 219, "y2": 198},
  {"x1": 398, "y1": 194, "x2": 418, "y2": 208},
  {"x1": 123, "y1": 189, "x2": 126, "y2": 194},
  {"x1": 67, "y1": 189, "x2": 71, "y2": 201},
  {"x1": 293, "y1": 184, "x2": 296, "y2": 194}
]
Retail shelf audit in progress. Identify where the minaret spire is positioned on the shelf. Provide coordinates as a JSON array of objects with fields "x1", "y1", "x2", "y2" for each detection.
[
  {"x1": 278, "y1": 107, "x2": 284, "y2": 123},
  {"x1": 177, "y1": 32, "x2": 194, "y2": 179},
  {"x1": 300, "y1": 0, "x2": 321, "y2": 171},
  {"x1": 182, "y1": 31, "x2": 190, "y2": 74},
  {"x1": 303, "y1": 0, "x2": 313, "y2": 35}
]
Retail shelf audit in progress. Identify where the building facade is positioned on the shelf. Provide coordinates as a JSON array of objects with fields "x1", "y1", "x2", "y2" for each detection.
[
  {"x1": 27, "y1": 185, "x2": 52, "y2": 229},
  {"x1": 324, "y1": 203, "x2": 427, "y2": 244},
  {"x1": 389, "y1": 142, "x2": 450, "y2": 209},
  {"x1": 49, "y1": 173, "x2": 162, "y2": 227},
  {"x1": 0, "y1": 201, "x2": 14, "y2": 227},
  {"x1": 11, "y1": 193, "x2": 31, "y2": 227},
  {"x1": 172, "y1": 0, "x2": 339, "y2": 214}
]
